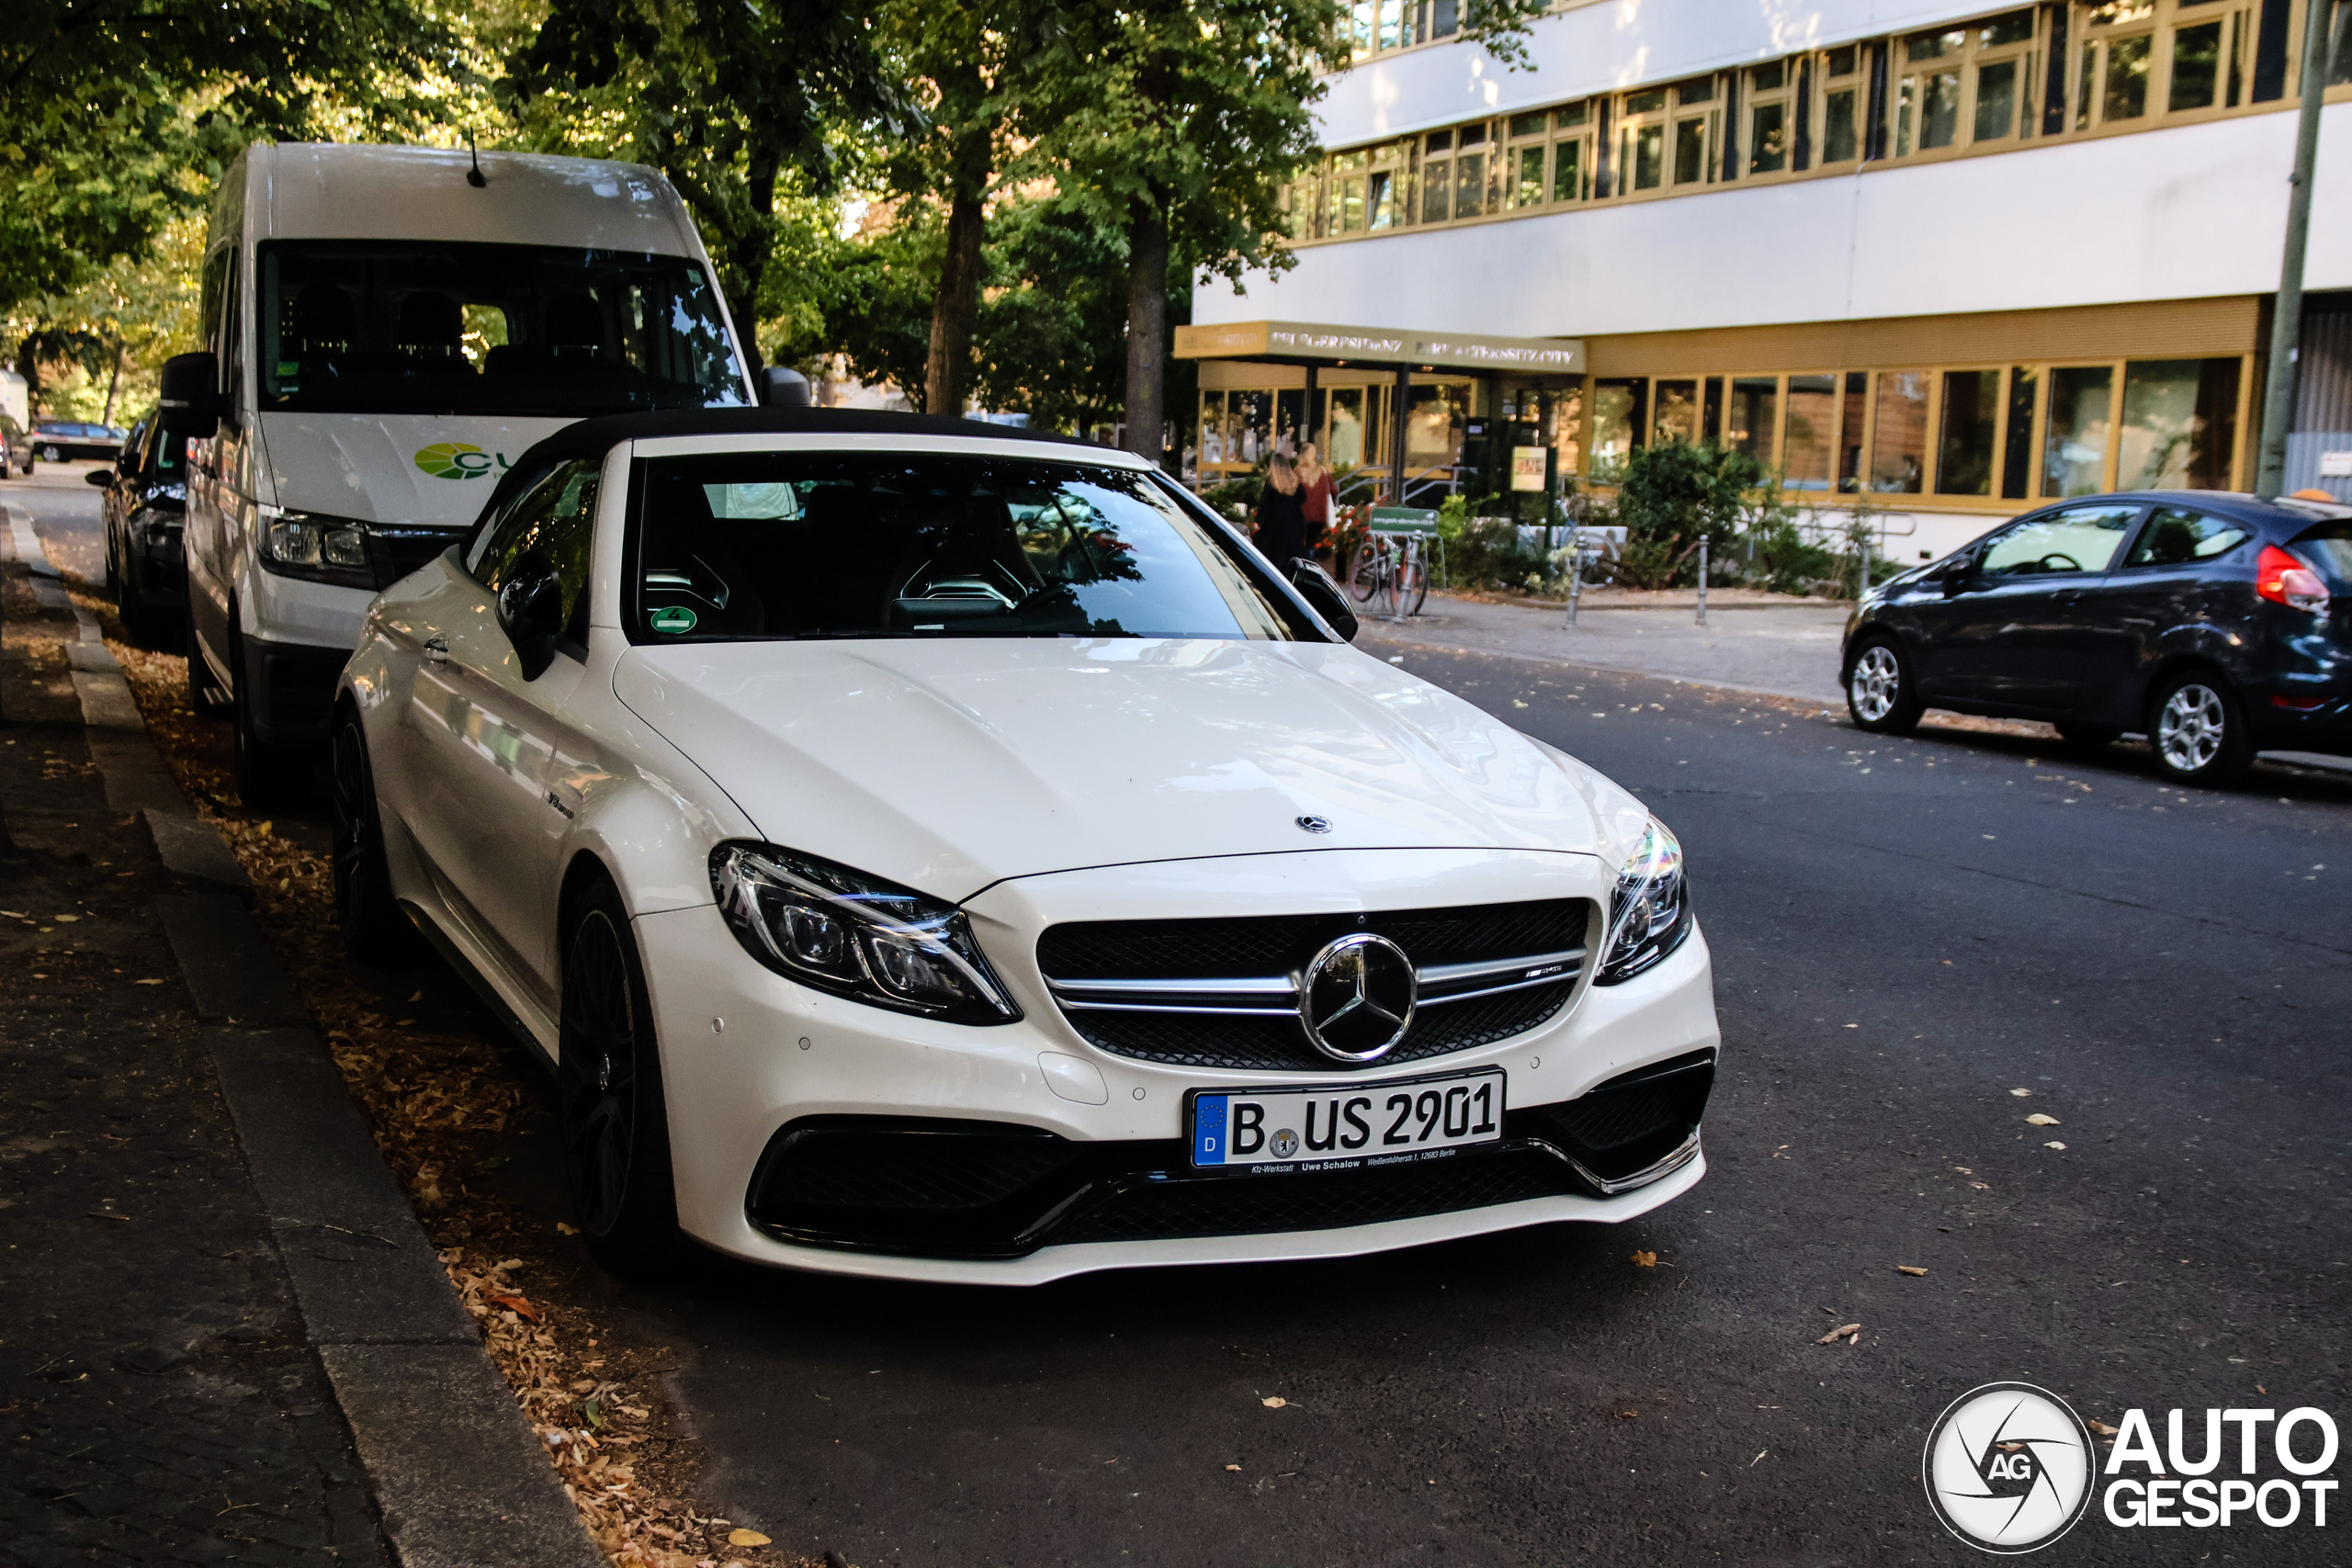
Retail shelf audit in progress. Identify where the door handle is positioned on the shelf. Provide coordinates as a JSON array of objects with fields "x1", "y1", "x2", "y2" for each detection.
[
  {"x1": 424, "y1": 635, "x2": 449, "y2": 664},
  {"x1": 2052, "y1": 589, "x2": 2083, "y2": 604}
]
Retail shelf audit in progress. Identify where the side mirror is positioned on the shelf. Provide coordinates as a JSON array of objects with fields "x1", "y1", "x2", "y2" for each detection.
[
  {"x1": 495, "y1": 551, "x2": 566, "y2": 679},
  {"x1": 157, "y1": 352, "x2": 220, "y2": 437},
  {"x1": 760, "y1": 366, "x2": 812, "y2": 407},
  {"x1": 1289, "y1": 558, "x2": 1359, "y2": 642},
  {"x1": 85, "y1": 468, "x2": 113, "y2": 487}
]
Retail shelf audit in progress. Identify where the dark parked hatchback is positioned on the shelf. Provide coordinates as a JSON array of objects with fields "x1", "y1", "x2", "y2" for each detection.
[{"x1": 1842, "y1": 491, "x2": 2352, "y2": 784}]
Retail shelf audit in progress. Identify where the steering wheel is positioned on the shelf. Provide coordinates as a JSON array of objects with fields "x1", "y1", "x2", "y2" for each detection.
[{"x1": 2031, "y1": 552, "x2": 2082, "y2": 573}]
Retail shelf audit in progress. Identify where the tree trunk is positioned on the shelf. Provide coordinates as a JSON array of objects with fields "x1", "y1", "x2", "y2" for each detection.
[
  {"x1": 1123, "y1": 196, "x2": 1169, "y2": 467},
  {"x1": 729, "y1": 153, "x2": 780, "y2": 380},
  {"x1": 100, "y1": 339, "x2": 123, "y2": 426},
  {"x1": 925, "y1": 118, "x2": 993, "y2": 419}
]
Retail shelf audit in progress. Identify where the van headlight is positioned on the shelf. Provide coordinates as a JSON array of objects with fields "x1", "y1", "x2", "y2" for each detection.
[
  {"x1": 1596, "y1": 818, "x2": 1692, "y2": 985},
  {"x1": 710, "y1": 843, "x2": 1022, "y2": 1024},
  {"x1": 257, "y1": 506, "x2": 378, "y2": 590}
]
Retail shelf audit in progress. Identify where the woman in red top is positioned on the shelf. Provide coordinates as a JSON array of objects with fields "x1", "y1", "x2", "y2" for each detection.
[{"x1": 1295, "y1": 442, "x2": 1337, "y2": 558}]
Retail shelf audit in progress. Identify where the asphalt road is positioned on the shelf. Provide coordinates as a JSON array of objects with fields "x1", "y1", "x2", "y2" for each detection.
[{"x1": 16, "y1": 475, "x2": 2351, "y2": 1564}]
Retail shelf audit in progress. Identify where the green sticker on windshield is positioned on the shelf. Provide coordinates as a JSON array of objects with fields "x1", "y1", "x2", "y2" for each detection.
[{"x1": 649, "y1": 605, "x2": 698, "y2": 635}]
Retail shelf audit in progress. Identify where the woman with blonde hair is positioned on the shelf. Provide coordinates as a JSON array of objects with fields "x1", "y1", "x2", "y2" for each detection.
[
  {"x1": 1252, "y1": 452, "x2": 1310, "y2": 567},
  {"x1": 1295, "y1": 441, "x2": 1337, "y2": 554}
]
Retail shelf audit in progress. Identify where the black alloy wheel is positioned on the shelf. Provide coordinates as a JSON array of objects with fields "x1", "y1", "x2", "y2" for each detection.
[
  {"x1": 329, "y1": 715, "x2": 417, "y2": 963},
  {"x1": 2148, "y1": 669, "x2": 2253, "y2": 786},
  {"x1": 559, "y1": 883, "x2": 681, "y2": 1276},
  {"x1": 1845, "y1": 636, "x2": 1923, "y2": 735}
]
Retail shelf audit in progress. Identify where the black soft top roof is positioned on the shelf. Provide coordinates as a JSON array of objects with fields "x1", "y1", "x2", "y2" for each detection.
[{"x1": 469, "y1": 407, "x2": 1117, "y2": 534}]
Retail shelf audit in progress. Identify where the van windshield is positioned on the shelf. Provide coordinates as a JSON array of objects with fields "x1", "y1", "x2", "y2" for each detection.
[{"x1": 257, "y1": 241, "x2": 748, "y2": 416}]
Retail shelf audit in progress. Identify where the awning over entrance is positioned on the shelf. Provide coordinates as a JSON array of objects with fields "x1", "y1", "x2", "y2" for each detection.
[{"x1": 1174, "y1": 320, "x2": 1585, "y2": 375}]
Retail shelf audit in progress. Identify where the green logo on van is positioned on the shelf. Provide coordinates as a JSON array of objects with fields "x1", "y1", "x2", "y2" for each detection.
[
  {"x1": 414, "y1": 442, "x2": 500, "y2": 480},
  {"x1": 649, "y1": 605, "x2": 698, "y2": 635}
]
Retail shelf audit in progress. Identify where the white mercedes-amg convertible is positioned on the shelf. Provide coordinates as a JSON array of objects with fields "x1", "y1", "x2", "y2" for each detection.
[{"x1": 333, "y1": 410, "x2": 1719, "y2": 1284}]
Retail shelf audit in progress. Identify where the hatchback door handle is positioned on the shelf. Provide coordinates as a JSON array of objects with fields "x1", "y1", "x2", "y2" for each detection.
[{"x1": 424, "y1": 635, "x2": 449, "y2": 663}]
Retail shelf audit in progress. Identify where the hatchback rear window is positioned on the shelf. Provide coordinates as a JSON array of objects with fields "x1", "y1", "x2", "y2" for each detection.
[{"x1": 2293, "y1": 523, "x2": 2352, "y2": 585}]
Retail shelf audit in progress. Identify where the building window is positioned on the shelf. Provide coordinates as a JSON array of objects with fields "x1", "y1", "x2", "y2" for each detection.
[
  {"x1": 1655, "y1": 379, "x2": 1702, "y2": 443},
  {"x1": 1421, "y1": 130, "x2": 1452, "y2": 223},
  {"x1": 1784, "y1": 374, "x2": 1839, "y2": 489},
  {"x1": 1748, "y1": 62, "x2": 1793, "y2": 173},
  {"x1": 1592, "y1": 378, "x2": 1647, "y2": 468},
  {"x1": 1897, "y1": 28, "x2": 1968, "y2": 154},
  {"x1": 1508, "y1": 112, "x2": 1549, "y2": 207},
  {"x1": 1820, "y1": 46, "x2": 1865, "y2": 164},
  {"x1": 1937, "y1": 368, "x2": 2002, "y2": 494},
  {"x1": 1871, "y1": 371, "x2": 1931, "y2": 491},
  {"x1": 1727, "y1": 376, "x2": 1780, "y2": 464},
  {"x1": 2043, "y1": 365, "x2": 2116, "y2": 495},
  {"x1": 2079, "y1": 3, "x2": 2158, "y2": 127},
  {"x1": 2118, "y1": 357, "x2": 2241, "y2": 487},
  {"x1": 2002, "y1": 367, "x2": 2040, "y2": 498},
  {"x1": 1838, "y1": 371, "x2": 1870, "y2": 491},
  {"x1": 1454, "y1": 122, "x2": 1490, "y2": 218}
]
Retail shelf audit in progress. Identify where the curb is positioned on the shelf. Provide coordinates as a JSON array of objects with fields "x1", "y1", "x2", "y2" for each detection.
[{"x1": 4, "y1": 502, "x2": 603, "y2": 1568}]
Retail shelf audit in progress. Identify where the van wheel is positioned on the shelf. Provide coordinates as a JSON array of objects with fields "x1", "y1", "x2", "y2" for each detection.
[
  {"x1": 330, "y1": 714, "x2": 418, "y2": 963},
  {"x1": 1845, "y1": 637, "x2": 1923, "y2": 735},
  {"x1": 560, "y1": 880, "x2": 682, "y2": 1278},
  {"x1": 2149, "y1": 671, "x2": 2252, "y2": 786}
]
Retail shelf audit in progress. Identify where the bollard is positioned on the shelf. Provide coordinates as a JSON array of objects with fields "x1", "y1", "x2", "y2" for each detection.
[
  {"x1": 1566, "y1": 531, "x2": 1582, "y2": 627},
  {"x1": 1696, "y1": 537, "x2": 1708, "y2": 626}
]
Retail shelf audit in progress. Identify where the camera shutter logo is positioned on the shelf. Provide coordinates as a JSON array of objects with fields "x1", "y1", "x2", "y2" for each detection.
[
  {"x1": 414, "y1": 442, "x2": 496, "y2": 480},
  {"x1": 1923, "y1": 1382, "x2": 2096, "y2": 1553}
]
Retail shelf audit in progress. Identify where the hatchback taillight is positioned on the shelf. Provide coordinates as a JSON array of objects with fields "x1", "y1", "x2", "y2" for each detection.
[{"x1": 2256, "y1": 545, "x2": 2331, "y2": 615}]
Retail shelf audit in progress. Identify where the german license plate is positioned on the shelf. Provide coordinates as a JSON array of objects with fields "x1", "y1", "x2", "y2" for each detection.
[{"x1": 1189, "y1": 1068, "x2": 1505, "y2": 1171}]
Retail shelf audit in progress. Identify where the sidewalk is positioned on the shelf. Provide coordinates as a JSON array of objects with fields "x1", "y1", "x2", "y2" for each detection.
[
  {"x1": 1, "y1": 505, "x2": 602, "y2": 1568},
  {"x1": 1354, "y1": 590, "x2": 1850, "y2": 705}
]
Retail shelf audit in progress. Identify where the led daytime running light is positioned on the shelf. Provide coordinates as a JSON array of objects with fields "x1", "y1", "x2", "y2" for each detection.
[{"x1": 1598, "y1": 818, "x2": 1692, "y2": 985}]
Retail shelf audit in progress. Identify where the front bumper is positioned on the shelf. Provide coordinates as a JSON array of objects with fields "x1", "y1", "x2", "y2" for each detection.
[{"x1": 637, "y1": 847, "x2": 1721, "y2": 1285}]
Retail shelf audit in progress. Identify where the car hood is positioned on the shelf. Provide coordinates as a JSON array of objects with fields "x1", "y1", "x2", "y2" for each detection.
[{"x1": 613, "y1": 637, "x2": 1645, "y2": 899}]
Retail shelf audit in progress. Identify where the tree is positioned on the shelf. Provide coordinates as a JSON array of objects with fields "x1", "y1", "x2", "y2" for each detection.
[
  {"x1": 1, "y1": 0, "x2": 458, "y2": 314},
  {"x1": 509, "y1": 0, "x2": 913, "y2": 375},
  {"x1": 1610, "y1": 441, "x2": 1770, "y2": 589}
]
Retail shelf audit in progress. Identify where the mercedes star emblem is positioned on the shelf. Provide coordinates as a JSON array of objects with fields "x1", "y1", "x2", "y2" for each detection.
[
  {"x1": 1298, "y1": 931, "x2": 1418, "y2": 1063},
  {"x1": 1296, "y1": 815, "x2": 1332, "y2": 833}
]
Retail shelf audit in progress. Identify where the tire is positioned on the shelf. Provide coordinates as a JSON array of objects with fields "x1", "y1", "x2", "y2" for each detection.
[
  {"x1": 330, "y1": 713, "x2": 419, "y2": 964},
  {"x1": 230, "y1": 623, "x2": 311, "y2": 807},
  {"x1": 40, "y1": 445, "x2": 61, "y2": 462},
  {"x1": 2053, "y1": 721, "x2": 2122, "y2": 749},
  {"x1": 2148, "y1": 670, "x2": 2253, "y2": 786},
  {"x1": 1400, "y1": 550, "x2": 1429, "y2": 616},
  {"x1": 559, "y1": 880, "x2": 681, "y2": 1276},
  {"x1": 1347, "y1": 545, "x2": 1382, "y2": 604},
  {"x1": 1845, "y1": 637, "x2": 1923, "y2": 735}
]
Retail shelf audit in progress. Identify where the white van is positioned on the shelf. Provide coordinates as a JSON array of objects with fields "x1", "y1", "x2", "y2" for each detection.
[{"x1": 162, "y1": 142, "x2": 755, "y2": 801}]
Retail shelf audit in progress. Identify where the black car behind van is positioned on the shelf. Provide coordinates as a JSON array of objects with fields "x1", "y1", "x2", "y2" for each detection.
[{"x1": 1842, "y1": 491, "x2": 2352, "y2": 784}]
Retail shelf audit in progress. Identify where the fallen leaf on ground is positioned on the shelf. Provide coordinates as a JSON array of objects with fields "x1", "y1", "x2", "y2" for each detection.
[
  {"x1": 135, "y1": 977, "x2": 164, "y2": 985},
  {"x1": 1897, "y1": 1265, "x2": 1928, "y2": 1276},
  {"x1": 728, "y1": 1528, "x2": 771, "y2": 1547},
  {"x1": 1631, "y1": 1249, "x2": 1657, "y2": 1268},
  {"x1": 484, "y1": 1292, "x2": 541, "y2": 1323},
  {"x1": 556, "y1": 1222, "x2": 579, "y2": 1235},
  {"x1": 1817, "y1": 1323, "x2": 1862, "y2": 1344},
  {"x1": 2024, "y1": 1112, "x2": 2060, "y2": 1126},
  {"x1": 2009, "y1": 1088, "x2": 2032, "y2": 1097},
  {"x1": 1751, "y1": 1450, "x2": 1769, "y2": 1466},
  {"x1": 2044, "y1": 1140, "x2": 2066, "y2": 1150},
  {"x1": 52, "y1": 914, "x2": 79, "y2": 922},
  {"x1": 2087, "y1": 1418, "x2": 2120, "y2": 1436},
  {"x1": 1261, "y1": 1395, "x2": 1287, "y2": 1408},
  {"x1": 1225, "y1": 1463, "x2": 1241, "y2": 1472},
  {"x1": 1969, "y1": 1180, "x2": 1991, "y2": 1190}
]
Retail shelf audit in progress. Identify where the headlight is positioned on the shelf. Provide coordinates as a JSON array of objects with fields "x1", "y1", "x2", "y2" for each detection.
[
  {"x1": 258, "y1": 506, "x2": 379, "y2": 589},
  {"x1": 1596, "y1": 818, "x2": 1692, "y2": 985},
  {"x1": 710, "y1": 843, "x2": 1021, "y2": 1025}
]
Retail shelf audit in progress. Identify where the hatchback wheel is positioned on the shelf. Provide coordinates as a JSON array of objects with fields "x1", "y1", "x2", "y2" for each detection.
[
  {"x1": 2149, "y1": 671, "x2": 2251, "y2": 786},
  {"x1": 1845, "y1": 638, "x2": 1922, "y2": 734},
  {"x1": 560, "y1": 884, "x2": 681, "y2": 1276}
]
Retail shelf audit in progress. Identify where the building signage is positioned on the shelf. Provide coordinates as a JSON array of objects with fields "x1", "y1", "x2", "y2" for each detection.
[
  {"x1": 1175, "y1": 321, "x2": 1586, "y2": 374},
  {"x1": 1510, "y1": 447, "x2": 1549, "y2": 491}
]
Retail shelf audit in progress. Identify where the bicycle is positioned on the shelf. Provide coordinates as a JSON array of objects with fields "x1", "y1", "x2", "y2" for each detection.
[{"x1": 1348, "y1": 531, "x2": 1430, "y2": 619}]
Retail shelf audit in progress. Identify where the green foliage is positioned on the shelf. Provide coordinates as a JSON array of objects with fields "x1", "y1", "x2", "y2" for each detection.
[{"x1": 1609, "y1": 442, "x2": 1773, "y2": 589}]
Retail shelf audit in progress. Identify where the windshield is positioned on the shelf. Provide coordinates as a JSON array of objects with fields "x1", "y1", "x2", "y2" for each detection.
[
  {"x1": 257, "y1": 240, "x2": 748, "y2": 416},
  {"x1": 629, "y1": 453, "x2": 1302, "y2": 642}
]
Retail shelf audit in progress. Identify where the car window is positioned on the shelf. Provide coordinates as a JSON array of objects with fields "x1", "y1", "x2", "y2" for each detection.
[
  {"x1": 2293, "y1": 523, "x2": 2352, "y2": 587},
  {"x1": 629, "y1": 452, "x2": 1299, "y2": 643},
  {"x1": 2122, "y1": 506, "x2": 2250, "y2": 569},
  {"x1": 470, "y1": 459, "x2": 600, "y2": 643},
  {"x1": 1980, "y1": 503, "x2": 2140, "y2": 578}
]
